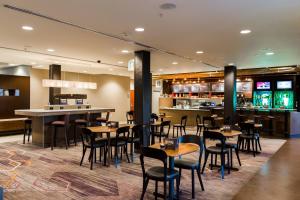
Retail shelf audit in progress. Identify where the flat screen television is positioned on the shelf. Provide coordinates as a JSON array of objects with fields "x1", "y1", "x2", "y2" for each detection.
[
  {"x1": 0, "y1": 89, "x2": 3, "y2": 96},
  {"x1": 276, "y1": 81, "x2": 292, "y2": 90},
  {"x1": 256, "y1": 82, "x2": 271, "y2": 90}
]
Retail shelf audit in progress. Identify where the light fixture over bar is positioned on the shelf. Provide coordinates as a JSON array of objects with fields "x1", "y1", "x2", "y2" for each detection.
[{"x1": 42, "y1": 79, "x2": 97, "y2": 90}]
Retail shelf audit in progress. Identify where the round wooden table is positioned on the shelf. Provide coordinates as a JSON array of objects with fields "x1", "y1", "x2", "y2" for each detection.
[{"x1": 150, "y1": 143, "x2": 199, "y2": 200}]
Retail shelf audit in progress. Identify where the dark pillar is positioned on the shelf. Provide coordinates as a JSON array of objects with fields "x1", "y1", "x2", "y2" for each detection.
[
  {"x1": 224, "y1": 65, "x2": 237, "y2": 125},
  {"x1": 134, "y1": 50, "x2": 151, "y2": 147},
  {"x1": 49, "y1": 64, "x2": 61, "y2": 105}
]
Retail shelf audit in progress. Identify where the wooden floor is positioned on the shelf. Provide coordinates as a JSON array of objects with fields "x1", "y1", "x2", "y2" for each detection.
[{"x1": 234, "y1": 138, "x2": 300, "y2": 200}]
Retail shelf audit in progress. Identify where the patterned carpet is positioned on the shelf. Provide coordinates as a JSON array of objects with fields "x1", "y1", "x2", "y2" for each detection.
[{"x1": 0, "y1": 137, "x2": 285, "y2": 200}]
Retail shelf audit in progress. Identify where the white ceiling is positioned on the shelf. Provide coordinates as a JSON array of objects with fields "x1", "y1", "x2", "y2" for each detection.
[{"x1": 0, "y1": 0, "x2": 300, "y2": 77}]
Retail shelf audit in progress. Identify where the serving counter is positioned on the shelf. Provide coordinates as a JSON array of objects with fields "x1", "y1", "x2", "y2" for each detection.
[{"x1": 15, "y1": 107, "x2": 115, "y2": 147}]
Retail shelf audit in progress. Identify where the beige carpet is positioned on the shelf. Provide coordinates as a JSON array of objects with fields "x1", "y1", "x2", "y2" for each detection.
[{"x1": 0, "y1": 137, "x2": 285, "y2": 200}]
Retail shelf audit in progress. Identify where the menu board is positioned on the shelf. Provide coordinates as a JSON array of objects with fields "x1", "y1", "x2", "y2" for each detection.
[
  {"x1": 172, "y1": 85, "x2": 183, "y2": 93},
  {"x1": 199, "y1": 83, "x2": 209, "y2": 92},
  {"x1": 256, "y1": 82, "x2": 270, "y2": 90},
  {"x1": 191, "y1": 84, "x2": 200, "y2": 93},
  {"x1": 237, "y1": 82, "x2": 252, "y2": 92},
  {"x1": 277, "y1": 81, "x2": 292, "y2": 89},
  {"x1": 211, "y1": 83, "x2": 224, "y2": 92},
  {"x1": 183, "y1": 85, "x2": 191, "y2": 93}
]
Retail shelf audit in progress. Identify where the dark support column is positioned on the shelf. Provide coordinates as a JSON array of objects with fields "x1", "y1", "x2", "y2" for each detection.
[
  {"x1": 49, "y1": 64, "x2": 61, "y2": 105},
  {"x1": 224, "y1": 65, "x2": 237, "y2": 125},
  {"x1": 134, "y1": 50, "x2": 151, "y2": 147}
]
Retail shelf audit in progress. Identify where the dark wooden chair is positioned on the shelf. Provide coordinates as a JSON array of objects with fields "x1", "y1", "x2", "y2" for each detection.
[
  {"x1": 203, "y1": 116, "x2": 215, "y2": 130},
  {"x1": 80, "y1": 128, "x2": 108, "y2": 170},
  {"x1": 152, "y1": 121, "x2": 171, "y2": 143},
  {"x1": 216, "y1": 125, "x2": 242, "y2": 168},
  {"x1": 173, "y1": 115, "x2": 188, "y2": 137},
  {"x1": 175, "y1": 135, "x2": 205, "y2": 199},
  {"x1": 50, "y1": 114, "x2": 70, "y2": 150},
  {"x1": 73, "y1": 112, "x2": 90, "y2": 146},
  {"x1": 23, "y1": 118, "x2": 32, "y2": 144},
  {"x1": 110, "y1": 126, "x2": 131, "y2": 164},
  {"x1": 238, "y1": 122, "x2": 261, "y2": 157},
  {"x1": 202, "y1": 130, "x2": 230, "y2": 179},
  {"x1": 196, "y1": 114, "x2": 206, "y2": 136},
  {"x1": 127, "y1": 124, "x2": 141, "y2": 162},
  {"x1": 96, "y1": 112, "x2": 110, "y2": 125},
  {"x1": 126, "y1": 111, "x2": 135, "y2": 124},
  {"x1": 140, "y1": 147, "x2": 179, "y2": 200},
  {"x1": 151, "y1": 113, "x2": 159, "y2": 123}
]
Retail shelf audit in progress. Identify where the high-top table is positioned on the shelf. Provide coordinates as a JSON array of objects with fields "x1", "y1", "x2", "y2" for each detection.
[{"x1": 15, "y1": 107, "x2": 115, "y2": 147}]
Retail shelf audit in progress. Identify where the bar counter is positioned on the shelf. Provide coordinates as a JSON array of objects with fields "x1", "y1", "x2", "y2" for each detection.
[{"x1": 15, "y1": 107, "x2": 115, "y2": 147}]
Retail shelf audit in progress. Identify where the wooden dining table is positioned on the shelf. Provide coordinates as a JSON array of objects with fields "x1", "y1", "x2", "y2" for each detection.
[{"x1": 150, "y1": 143, "x2": 199, "y2": 200}]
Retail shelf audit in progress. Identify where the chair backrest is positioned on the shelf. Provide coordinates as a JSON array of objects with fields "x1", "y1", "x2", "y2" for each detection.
[
  {"x1": 126, "y1": 111, "x2": 134, "y2": 120},
  {"x1": 81, "y1": 128, "x2": 95, "y2": 147},
  {"x1": 140, "y1": 147, "x2": 168, "y2": 179},
  {"x1": 64, "y1": 114, "x2": 70, "y2": 126},
  {"x1": 116, "y1": 126, "x2": 130, "y2": 140},
  {"x1": 150, "y1": 113, "x2": 159, "y2": 122},
  {"x1": 86, "y1": 112, "x2": 91, "y2": 122},
  {"x1": 132, "y1": 124, "x2": 142, "y2": 139},
  {"x1": 160, "y1": 120, "x2": 171, "y2": 135},
  {"x1": 196, "y1": 114, "x2": 202, "y2": 125},
  {"x1": 107, "y1": 121, "x2": 119, "y2": 128},
  {"x1": 203, "y1": 116, "x2": 214, "y2": 128},
  {"x1": 239, "y1": 122, "x2": 254, "y2": 135},
  {"x1": 179, "y1": 134, "x2": 204, "y2": 164},
  {"x1": 203, "y1": 130, "x2": 226, "y2": 151},
  {"x1": 181, "y1": 115, "x2": 188, "y2": 126}
]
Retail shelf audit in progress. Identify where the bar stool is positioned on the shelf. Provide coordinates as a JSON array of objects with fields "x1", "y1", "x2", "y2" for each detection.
[
  {"x1": 96, "y1": 112, "x2": 110, "y2": 126},
  {"x1": 23, "y1": 118, "x2": 32, "y2": 144},
  {"x1": 73, "y1": 112, "x2": 90, "y2": 146},
  {"x1": 173, "y1": 116, "x2": 187, "y2": 137},
  {"x1": 196, "y1": 114, "x2": 206, "y2": 136},
  {"x1": 50, "y1": 114, "x2": 70, "y2": 150}
]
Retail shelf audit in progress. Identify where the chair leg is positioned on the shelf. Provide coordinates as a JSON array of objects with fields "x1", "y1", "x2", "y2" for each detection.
[
  {"x1": 251, "y1": 139, "x2": 256, "y2": 157},
  {"x1": 176, "y1": 176, "x2": 180, "y2": 199},
  {"x1": 23, "y1": 128, "x2": 26, "y2": 144},
  {"x1": 227, "y1": 153, "x2": 230, "y2": 174},
  {"x1": 94, "y1": 148, "x2": 97, "y2": 163},
  {"x1": 74, "y1": 125, "x2": 77, "y2": 146},
  {"x1": 80, "y1": 146, "x2": 87, "y2": 166},
  {"x1": 202, "y1": 152, "x2": 209, "y2": 173},
  {"x1": 125, "y1": 144, "x2": 131, "y2": 163},
  {"x1": 163, "y1": 180, "x2": 167, "y2": 200},
  {"x1": 196, "y1": 126, "x2": 199, "y2": 136},
  {"x1": 258, "y1": 137, "x2": 262, "y2": 151},
  {"x1": 100, "y1": 148, "x2": 102, "y2": 162},
  {"x1": 51, "y1": 127, "x2": 55, "y2": 150},
  {"x1": 235, "y1": 147, "x2": 242, "y2": 166},
  {"x1": 221, "y1": 153, "x2": 225, "y2": 179},
  {"x1": 178, "y1": 168, "x2": 182, "y2": 187},
  {"x1": 210, "y1": 153, "x2": 213, "y2": 170},
  {"x1": 173, "y1": 126, "x2": 175, "y2": 138},
  {"x1": 28, "y1": 128, "x2": 31, "y2": 142},
  {"x1": 197, "y1": 168, "x2": 205, "y2": 191},
  {"x1": 140, "y1": 177, "x2": 149, "y2": 200},
  {"x1": 191, "y1": 169, "x2": 195, "y2": 199},
  {"x1": 183, "y1": 126, "x2": 186, "y2": 135},
  {"x1": 64, "y1": 127, "x2": 68, "y2": 150},
  {"x1": 90, "y1": 148, "x2": 94, "y2": 170},
  {"x1": 155, "y1": 181, "x2": 158, "y2": 200}
]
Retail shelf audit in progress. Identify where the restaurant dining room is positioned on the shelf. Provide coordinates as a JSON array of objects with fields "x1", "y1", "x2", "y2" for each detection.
[{"x1": 0, "y1": 0, "x2": 300, "y2": 200}]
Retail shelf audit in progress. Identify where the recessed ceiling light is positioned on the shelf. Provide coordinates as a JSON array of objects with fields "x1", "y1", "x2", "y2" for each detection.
[
  {"x1": 228, "y1": 63, "x2": 235, "y2": 66},
  {"x1": 9, "y1": 63, "x2": 16, "y2": 66},
  {"x1": 47, "y1": 49, "x2": 55, "y2": 52},
  {"x1": 121, "y1": 50, "x2": 129, "y2": 53},
  {"x1": 196, "y1": 51, "x2": 204, "y2": 54},
  {"x1": 22, "y1": 25, "x2": 33, "y2": 31},
  {"x1": 266, "y1": 52, "x2": 274, "y2": 55},
  {"x1": 118, "y1": 61, "x2": 124, "y2": 64},
  {"x1": 160, "y1": 3, "x2": 176, "y2": 10},
  {"x1": 135, "y1": 27, "x2": 144, "y2": 32},
  {"x1": 172, "y1": 62, "x2": 178, "y2": 65},
  {"x1": 240, "y1": 29, "x2": 251, "y2": 34}
]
